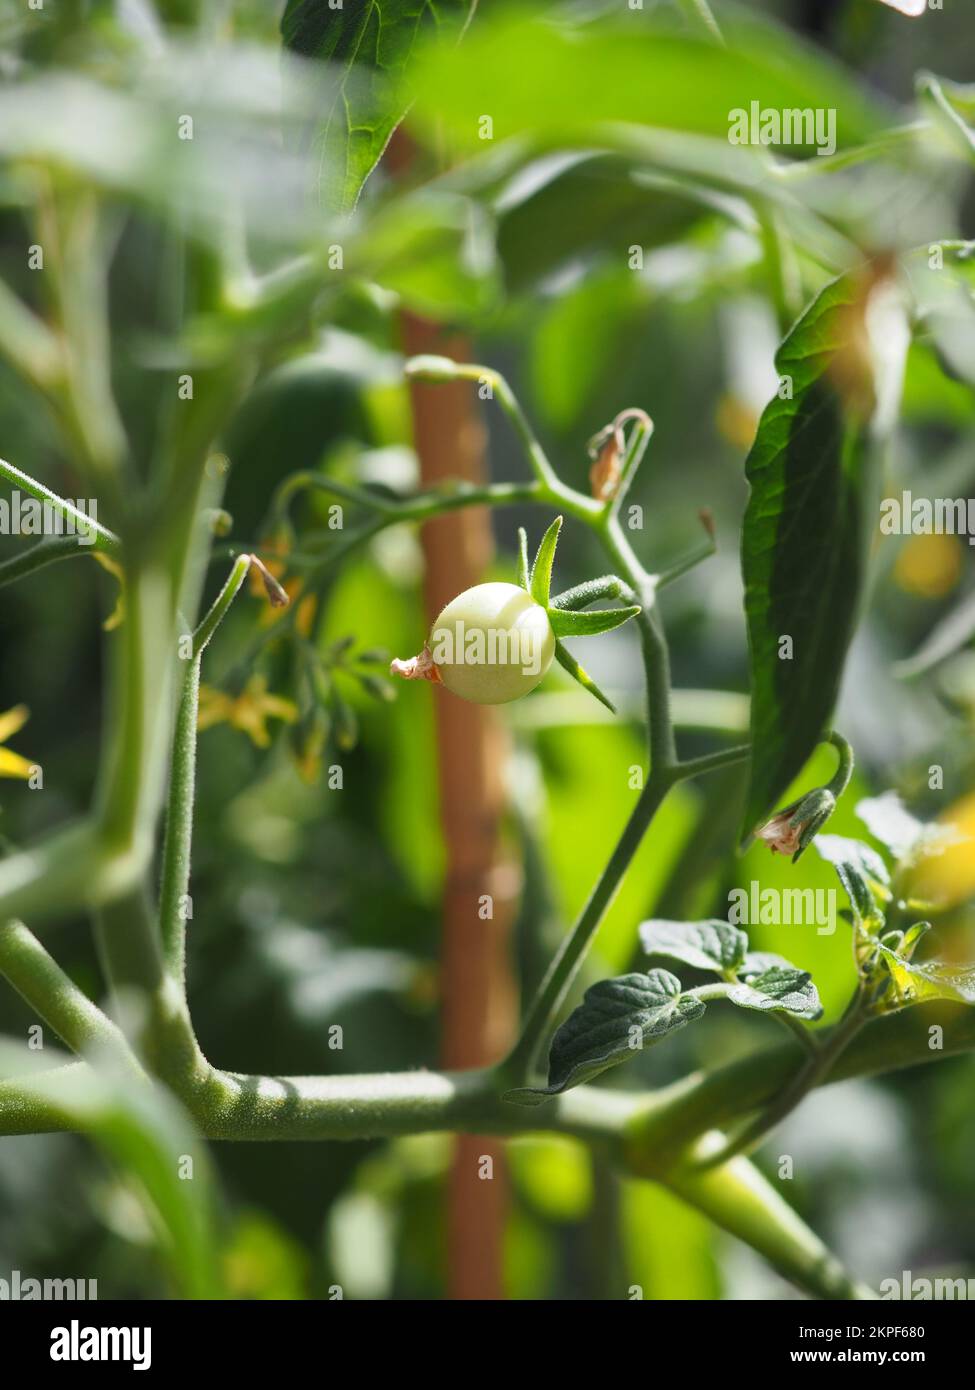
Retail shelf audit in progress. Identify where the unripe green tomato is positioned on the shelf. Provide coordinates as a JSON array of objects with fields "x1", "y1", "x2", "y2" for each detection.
[{"x1": 430, "y1": 582, "x2": 555, "y2": 704}]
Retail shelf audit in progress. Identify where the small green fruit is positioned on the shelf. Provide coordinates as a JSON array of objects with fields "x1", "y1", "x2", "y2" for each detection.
[{"x1": 430, "y1": 582, "x2": 555, "y2": 705}]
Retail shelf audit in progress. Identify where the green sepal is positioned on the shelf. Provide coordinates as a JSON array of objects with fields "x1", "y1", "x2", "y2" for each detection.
[
  {"x1": 553, "y1": 639, "x2": 615, "y2": 713},
  {"x1": 548, "y1": 605, "x2": 641, "y2": 638},
  {"x1": 530, "y1": 515, "x2": 563, "y2": 607}
]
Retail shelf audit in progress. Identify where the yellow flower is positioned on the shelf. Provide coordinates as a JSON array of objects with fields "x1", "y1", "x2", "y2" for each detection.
[
  {"x1": 197, "y1": 676, "x2": 298, "y2": 749},
  {"x1": 0, "y1": 705, "x2": 39, "y2": 780}
]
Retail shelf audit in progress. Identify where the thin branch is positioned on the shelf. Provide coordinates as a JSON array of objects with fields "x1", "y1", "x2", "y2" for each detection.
[
  {"x1": 0, "y1": 919, "x2": 138, "y2": 1069},
  {"x1": 0, "y1": 456, "x2": 120, "y2": 555},
  {"x1": 675, "y1": 743, "x2": 751, "y2": 782}
]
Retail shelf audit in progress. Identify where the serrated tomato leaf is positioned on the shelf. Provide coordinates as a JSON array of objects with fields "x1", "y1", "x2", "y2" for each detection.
[
  {"x1": 504, "y1": 969, "x2": 704, "y2": 1106},
  {"x1": 739, "y1": 269, "x2": 908, "y2": 842},
  {"x1": 728, "y1": 964, "x2": 823, "y2": 1020},
  {"x1": 639, "y1": 919, "x2": 748, "y2": 975}
]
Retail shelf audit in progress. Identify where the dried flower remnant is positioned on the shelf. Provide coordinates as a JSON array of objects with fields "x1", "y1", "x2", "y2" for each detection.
[
  {"x1": 390, "y1": 645, "x2": 442, "y2": 684},
  {"x1": 249, "y1": 553, "x2": 290, "y2": 609},
  {"x1": 588, "y1": 429, "x2": 622, "y2": 502},
  {"x1": 587, "y1": 409, "x2": 653, "y2": 502}
]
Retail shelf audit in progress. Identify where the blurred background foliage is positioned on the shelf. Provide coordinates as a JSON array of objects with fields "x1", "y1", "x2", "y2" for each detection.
[{"x1": 0, "y1": 0, "x2": 973, "y2": 1299}]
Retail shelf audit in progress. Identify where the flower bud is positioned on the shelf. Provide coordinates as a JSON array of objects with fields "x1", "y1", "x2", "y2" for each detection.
[{"x1": 755, "y1": 787, "x2": 836, "y2": 862}]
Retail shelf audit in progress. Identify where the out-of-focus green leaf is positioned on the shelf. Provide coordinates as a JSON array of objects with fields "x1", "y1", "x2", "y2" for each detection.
[
  {"x1": 497, "y1": 154, "x2": 708, "y2": 292},
  {"x1": 507, "y1": 1136, "x2": 593, "y2": 1222},
  {"x1": 0, "y1": 1045, "x2": 221, "y2": 1298},
  {"x1": 355, "y1": 191, "x2": 500, "y2": 318},
  {"x1": 740, "y1": 269, "x2": 909, "y2": 838},
  {"x1": 621, "y1": 1179, "x2": 720, "y2": 1300},
  {"x1": 410, "y1": 12, "x2": 888, "y2": 155},
  {"x1": 903, "y1": 243, "x2": 975, "y2": 388},
  {"x1": 531, "y1": 269, "x2": 645, "y2": 431},
  {"x1": 282, "y1": 0, "x2": 474, "y2": 212},
  {"x1": 223, "y1": 1209, "x2": 310, "y2": 1299},
  {"x1": 895, "y1": 587, "x2": 975, "y2": 680},
  {"x1": 505, "y1": 969, "x2": 705, "y2": 1104}
]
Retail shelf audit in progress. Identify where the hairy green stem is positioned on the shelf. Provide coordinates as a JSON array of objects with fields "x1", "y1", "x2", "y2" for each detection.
[
  {"x1": 0, "y1": 456, "x2": 120, "y2": 555},
  {"x1": 160, "y1": 555, "x2": 252, "y2": 981},
  {"x1": 159, "y1": 661, "x2": 200, "y2": 982},
  {"x1": 0, "y1": 536, "x2": 95, "y2": 589},
  {"x1": 0, "y1": 920, "x2": 137, "y2": 1068}
]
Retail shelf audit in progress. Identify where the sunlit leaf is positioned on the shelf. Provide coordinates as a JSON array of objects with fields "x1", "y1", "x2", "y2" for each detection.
[
  {"x1": 727, "y1": 964, "x2": 823, "y2": 1019},
  {"x1": 504, "y1": 969, "x2": 705, "y2": 1105},
  {"x1": 740, "y1": 269, "x2": 909, "y2": 838},
  {"x1": 639, "y1": 919, "x2": 747, "y2": 975}
]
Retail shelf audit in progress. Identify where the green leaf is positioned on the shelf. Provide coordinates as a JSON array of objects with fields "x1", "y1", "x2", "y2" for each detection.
[
  {"x1": 497, "y1": 153, "x2": 709, "y2": 294},
  {"x1": 282, "y1": 0, "x2": 474, "y2": 213},
  {"x1": 354, "y1": 190, "x2": 500, "y2": 318},
  {"x1": 530, "y1": 516, "x2": 563, "y2": 607},
  {"x1": 727, "y1": 964, "x2": 823, "y2": 1020},
  {"x1": 354, "y1": 671, "x2": 397, "y2": 703},
  {"x1": 411, "y1": 12, "x2": 888, "y2": 157},
  {"x1": 739, "y1": 270, "x2": 908, "y2": 839},
  {"x1": 548, "y1": 606, "x2": 641, "y2": 638},
  {"x1": 639, "y1": 919, "x2": 748, "y2": 975},
  {"x1": 874, "y1": 946, "x2": 975, "y2": 1012},
  {"x1": 902, "y1": 243, "x2": 975, "y2": 388},
  {"x1": 0, "y1": 1044, "x2": 221, "y2": 1298},
  {"x1": 505, "y1": 969, "x2": 705, "y2": 1106},
  {"x1": 516, "y1": 527, "x2": 530, "y2": 591},
  {"x1": 815, "y1": 833, "x2": 890, "y2": 927},
  {"x1": 553, "y1": 639, "x2": 616, "y2": 714}
]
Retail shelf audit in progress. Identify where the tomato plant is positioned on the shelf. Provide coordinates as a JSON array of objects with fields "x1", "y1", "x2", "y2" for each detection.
[{"x1": 0, "y1": 0, "x2": 974, "y2": 1308}]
